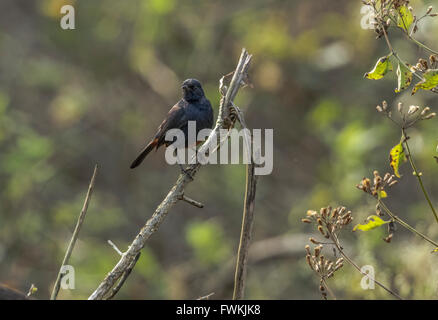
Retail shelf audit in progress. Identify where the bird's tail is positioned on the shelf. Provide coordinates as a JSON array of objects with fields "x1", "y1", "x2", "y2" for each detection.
[{"x1": 130, "y1": 139, "x2": 158, "y2": 169}]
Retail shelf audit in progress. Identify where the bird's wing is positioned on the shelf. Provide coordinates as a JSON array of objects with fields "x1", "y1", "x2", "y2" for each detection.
[{"x1": 154, "y1": 100, "x2": 187, "y2": 145}]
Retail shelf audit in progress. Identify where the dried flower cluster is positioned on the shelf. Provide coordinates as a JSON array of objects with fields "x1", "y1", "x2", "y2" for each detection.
[
  {"x1": 356, "y1": 170, "x2": 398, "y2": 199},
  {"x1": 362, "y1": 0, "x2": 437, "y2": 38},
  {"x1": 302, "y1": 206, "x2": 353, "y2": 299},
  {"x1": 304, "y1": 244, "x2": 343, "y2": 299},
  {"x1": 302, "y1": 206, "x2": 353, "y2": 238},
  {"x1": 412, "y1": 56, "x2": 438, "y2": 74},
  {"x1": 376, "y1": 100, "x2": 436, "y2": 128}
]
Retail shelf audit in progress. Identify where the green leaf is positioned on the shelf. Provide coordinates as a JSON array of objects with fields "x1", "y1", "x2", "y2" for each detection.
[
  {"x1": 353, "y1": 215, "x2": 390, "y2": 232},
  {"x1": 397, "y1": 5, "x2": 414, "y2": 31},
  {"x1": 364, "y1": 55, "x2": 393, "y2": 80},
  {"x1": 395, "y1": 62, "x2": 413, "y2": 92},
  {"x1": 389, "y1": 142, "x2": 406, "y2": 178},
  {"x1": 411, "y1": 69, "x2": 438, "y2": 95}
]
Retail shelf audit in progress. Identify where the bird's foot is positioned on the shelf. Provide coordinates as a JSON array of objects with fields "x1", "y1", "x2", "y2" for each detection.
[{"x1": 179, "y1": 164, "x2": 194, "y2": 181}]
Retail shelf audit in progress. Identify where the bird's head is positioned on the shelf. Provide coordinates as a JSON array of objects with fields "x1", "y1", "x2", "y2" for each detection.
[{"x1": 181, "y1": 78, "x2": 205, "y2": 102}]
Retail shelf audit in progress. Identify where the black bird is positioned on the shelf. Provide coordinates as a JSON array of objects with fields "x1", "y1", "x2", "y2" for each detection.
[{"x1": 130, "y1": 79, "x2": 214, "y2": 169}]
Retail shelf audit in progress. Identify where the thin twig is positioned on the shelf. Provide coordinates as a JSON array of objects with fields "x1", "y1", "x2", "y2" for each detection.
[
  {"x1": 232, "y1": 102, "x2": 259, "y2": 300},
  {"x1": 106, "y1": 253, "x2": 141, "y2": 300},
  {"x1": 330, "y1": 232, "x2": 403, "y2": 300},
  {"x1": 178, "y1": 194, "x2": 204, "y2": 208},
  {"x1": 321, "y1": 278, "x2": 336, "y2": 300},
  {"x1": 50, "y1": 164, "x2": 98, "y2": 300},
  {"x1": 379, "y1": 200, "x2": 438, "y2": 247},
  {"x1": 197, "y1": 292, "x2": 215, "y2": 300},
  {"x1": 88, "y1": 49, "x2": 252, "y2": 300},
  {"x1": 402, "y1": 128, "x2": 438, "y2": 224},
  {"x1": 108, "y1": 240, "x2": 123, "y2": 256}
]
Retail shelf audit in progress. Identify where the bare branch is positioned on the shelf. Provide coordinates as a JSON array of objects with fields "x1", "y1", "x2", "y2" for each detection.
[
  {"x1": 50, "y1": 164, "x2": 98, "y2": 300},
  {"x1": 232, "y1": 104, "x2": 259, "y2": 299},
  {"x1": 88, "y1": 49, "x2": 252, "y2": 300},
  {"x1": 107, "y1": 240, "x2": 123, "y2": 256},
  {"x1": 178, "y1": 194, "x2": 204, "y2": 208},
  {"x1": 106, "y1": 253, "x2": 141, "y2": 300},
  {"x1": 197, "y1": 292, "x2": 215, "y2": 300}
]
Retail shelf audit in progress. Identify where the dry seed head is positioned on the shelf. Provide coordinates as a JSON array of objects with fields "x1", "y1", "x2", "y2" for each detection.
[
  {"x1": 423, "y1": 113, "x2": 436, "y2": 120},
  {"x1": 364, "y1": 178, "x2": 371, "y2": 190},
  {"x1": 427, "y1": 6, "x2": 433, "y2": 14},
  {"x1": 384, "y1": 234, "x2": 393, "y2": 243},
  {"x1": 302, "y1": 218, "x2": 312, "y2": 224},
  {"x1": 327, "y1": 262, "x2": 334, "y2": 272},
  {"x1": 382, "y1": 100, "x2": 388, "y2": 110},
  {"x1": 320, "y1": 255, "x2": 325, "y2": 267},
  {"x1": 331, "y1": 208, "x2": 339, "y2": 218},
  {"x1": 419, "y1": 59, "x2": 428, "y2": 70},
  {"x1": 305, "y1": 245, "x2": 311, "y2": 255},
  {"x1": 430, "y1": 55, "x2": 437, "y2": 64},
  {"x1": 310, "y1": 237, "x2": 320, "y2": 244},
  {"x1": 376, "y1": 105, "x2": 383, "y2": 113},
  {"x1": 398, "y1": 102, "x2": 403, "y2": 113},
  {"x1": 389, "y1": 180, "x2": 398, "y2": 187},
  {"x1": 374, "y1": 176, "x2": 382, "y2": 189},
  {"x1": 314, "y1": 245, "x2": 322, "y2": 257},
  {"x1": 317, "y1": 225, "x2": 326, "y2": 237},
  {"x1": 386, "y1": 174, "x2": 394, "y2": 184},
  {"x1": 306, "y1": 254, "x2": 314, "y2": 270},
  {"x1": 408, "y1": 105, "x2": 420, "y2": 115},
  {"x1": 421, "y1": 107, "x2": 431, "y2": 116}
]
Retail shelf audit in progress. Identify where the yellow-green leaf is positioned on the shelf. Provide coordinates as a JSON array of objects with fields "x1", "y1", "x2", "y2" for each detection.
[
  {"x1": 397, "y1": 5, "x2": 414, "y2": 31},
  {"x1": 379, "y1": 190, "x2": 388, "y2": 198},
  {"x1": 353, "y1": 215, "x2": 390, "y2": 232},
  {"x1": 395, "y1": 62, "x2": 413, "y2": 92},
  {"x1": 364, "y1": 55, "x2": 393, "y2": 80},
  {"x1": 389, "y1": 142, "x2": 406, "y2": 178},
  {"x1": 411, "y1": 69, "x2": 438, "y2": 95},
  {"x1": 432, "y1": 247, "x2": 438, "y2": 253}
]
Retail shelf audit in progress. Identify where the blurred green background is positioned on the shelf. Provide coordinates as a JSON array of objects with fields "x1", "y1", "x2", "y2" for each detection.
[{"x1": 0, "y1": 0, "x2": 437, "y2": 299}]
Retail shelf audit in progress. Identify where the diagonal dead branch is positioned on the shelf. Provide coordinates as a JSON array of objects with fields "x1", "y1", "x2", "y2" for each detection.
[
  {"x1": 88, "y1": 49, "x2": 252, "y2": 300},
  {"x1": 51, "y1": 164, "x2": 98, "y2": 300}
]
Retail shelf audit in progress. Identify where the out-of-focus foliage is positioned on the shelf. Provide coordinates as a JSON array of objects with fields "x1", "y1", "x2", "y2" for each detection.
[{"x1": 0, "y1": 0, "x2": 437, "y2": 299}]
